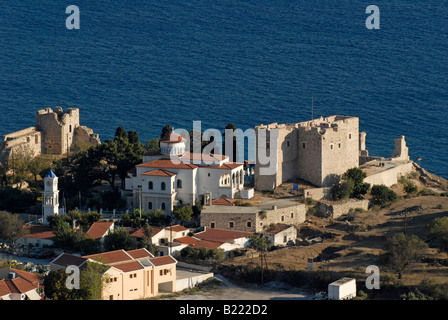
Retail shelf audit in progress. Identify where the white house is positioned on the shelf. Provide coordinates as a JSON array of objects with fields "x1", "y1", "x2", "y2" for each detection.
[
  {"x1": 262, "y1": 224, "x2": 297, "y2": 247},
  {"x1": 328, "y1": 278, "x2": 357, "y2": 300},
  {"x1": 125, "y1": 132, "x2": 247, "y2": 214}
]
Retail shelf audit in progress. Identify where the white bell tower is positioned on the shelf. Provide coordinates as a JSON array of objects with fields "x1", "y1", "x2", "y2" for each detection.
[{"x1": 42, "y1": 169, "x2": 59, "y2": 224}]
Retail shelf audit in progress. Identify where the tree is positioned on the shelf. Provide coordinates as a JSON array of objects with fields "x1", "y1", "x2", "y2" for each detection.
[
  {"x1": 371, "y1": 184, "x2": 397, "y2": 207},
  {"x1": 146, "y1": 137, "x2": 160, "y2": 152},
  {"x1": 43, "y1": 269, "x2": 81, "y2": 300},
  {"x1": 114, "y1": 126, "x2": 128, "y2": 140},
  {"x1": 248, "y1": 234, "x2": 271, "y2": 284},
  {"x1": 173, "y1": 204, "x2": 193, "y2": 225},
  {"x1": 140, "y1": 224, "x2": 159, "y2": 256},
  {"x1": 384, "y1": 233, "x2": 428, "y2": 279},
  {"x1": 0, "y1": 211, "x2": 27, "y2": 246},
  {"x1": 426, "y1": 216, "x2": 448, "y2": 251},
  {"x1": 79, "y1": 261, "x2": 109, "y2": 300},
  {"x1": 330, "y1": 179, "x2": 354, "y2": 201},
  {"x1": 342, "y1": 167, "x2": 370, "y2": 197},
  {"x1": 161, "y1": 124, "x2": 173, "y2": 138},
  {"x1": 103, "y1": 227, "x2": 136, "y2": 251}
]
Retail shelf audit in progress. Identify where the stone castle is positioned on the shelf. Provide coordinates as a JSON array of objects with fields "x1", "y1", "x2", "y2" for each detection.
[
  {"x1": 254, "y1": 115, "x2": 410, "y2": 190},
  {"x1": 0, "y1": 107, "x2": 100, "y2": 162}
]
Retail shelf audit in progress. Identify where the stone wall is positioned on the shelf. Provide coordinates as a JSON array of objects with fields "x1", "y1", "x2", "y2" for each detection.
[
  {"x1": 315, "y1": 199, "x2": 370, "y2": 219},
  {"x1": 364, "y1": 161, "x2": 414, "y2": 187},
  {"x1": 200, "y1": 203, "x2": 306, "y2": 233},
  {"x1": 0, "y1": 127, "x2": 42, "y2": 162}
]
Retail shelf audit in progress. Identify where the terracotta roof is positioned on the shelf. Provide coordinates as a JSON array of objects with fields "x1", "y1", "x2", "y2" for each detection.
[
  {"x1": 130, "y1": 226, "x2": 163, "y2": 239},
  {"x1": 21, "y1": 225, "x2": 55, "y2": 240},
  {"x1": 160, "y1": 132, "x2": 187, "y2": 143},
  {"x1": 141, "y1": 169, "x2": 176, "y2": 177},
  {"x1": 113, "y1": 261, "x2": 144, "y2": 273},
  {"x1": 86, "y1": 221, "x2": 113, "y2": 240},
  {"x1": 51, "y1": 253, "x2": 87, "y2": 268},
  {"x1": 137, "y1": 159, "x2": 198, "y2": 170},
  {"x1": 205, "y1": 162, "x2": 244, "y2": 170},
  {"x1": 6, "y1": 268, "x2": 43, "y2": 287},
  {"x1": 83, "y1": 250, "x2": 133, "y2": 265},
  {"x1": 173, "y1": 236, "x2": 200, "y2": 245},
  {"x1": 194, "y1": 228, "x2": 253, "y2": 243},
  {"x1": 149, "y1": 256, "x2": 176, "y2": 267},
  {"x1": 0, "y1": 278, "x2": 37, "y2": 296},
  {"x1": 166, "y1": 224, "x2": 189, "y2": 232},
  {"x1": 212, "y1": 198, "x2": 236, "y2": 206},
  {"x1": 191, "y1": 240, "x2": 223, "y2": 249},
  {"x1": 126, "y1": 248, "x2": 153, "y2": 260},
  {"x1": 176, "y1": 152, "x2": 227, "y2": 163}
]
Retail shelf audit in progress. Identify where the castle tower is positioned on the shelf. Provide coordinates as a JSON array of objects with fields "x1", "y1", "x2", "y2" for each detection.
[{"x1": 42, "y1": 169, "x2": 59, "y2": 224}]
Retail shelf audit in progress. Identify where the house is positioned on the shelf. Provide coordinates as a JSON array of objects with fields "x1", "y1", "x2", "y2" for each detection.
[
  {"x1": 124, "y1": 132, "x2": 247, "y2": 214},
  {"x1": 0, "y1": 269, "x2": 43, "y2": 300},
  {"x1": 328, "y1": 278, "x2": 357, "y2": 300},
  {"x1": 130, "y1": 224, "x2": 189, "y2": 246},
  {"x1": 262, "y1": 224, "x2": 297, "y2": 246},
  {"x1": 86, "y1": 221, "x2": 114, "y2": 242},
  {"x1": 16, "y1": 225, "x2": 55, "y2": 247},
  {"x1": 50, "y1": 248, "x2": 177, "y2": 300}
]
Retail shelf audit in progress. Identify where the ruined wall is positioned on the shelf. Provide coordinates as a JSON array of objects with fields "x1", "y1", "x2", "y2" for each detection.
[
  {"x1": 364, "y1": 161, "x2": 414, "y2": 187},
  {"x1": 0, "y1": 127, "x2": 42, "y2": 162},
  {"x1": 315, "y1": 199, "x2": 370, "y2": 219}
]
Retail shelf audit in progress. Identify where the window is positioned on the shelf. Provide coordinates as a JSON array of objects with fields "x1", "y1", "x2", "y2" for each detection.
[
  {"x1": 330, "y1": 144, "x2": 334, "y2": 150},
  {"x1": 161, "y1": 182, "x2": 166, "y2": 190},
  {"x1": 69, "y1": 125, "x2": 72, "y2": 133},
  {"x1": 302, "y1": 142, "x2": 306, "y2": 149},
  {"x1": 160, "y1": 270, "x2": 163, "y2": 276},
  {"x1": 283, "y1": 236, "x2": 287, "y2": 243},
  {"x1": 338, "y1": 143, "x2": 342, "y2": 149},
  {"x1": 247, "y1": 221, "x2": 252, "y2": 228},
  {"x1": 281, "y1": 215, "x2": 285, "y2": 222},
  {"x1": 210, "y1": 222, "x2": 215, "y2": 228},
  {"x1": 109, "y1": 295, "x2": 114, "y2": 300},
  {"x1": 35, "y1": 135, "x2": 38, "y2": 144},
  {"x1": 349, "y1": 133, "x2": 352, "y2": 139},
  {"x1": 148, "y1": 181, "x2": 153, "y2": 190},
  {"x1": 161, "y1": 202, "x2": 166, "y2": 211},
  {"x1": 148, "y1": 202, "x2": 152, "y2": 210},
  {"x1": 177, "y1": 179, "x2": 182, "y2": 188},
  {"x1": 291, "y1": 212, "x2": 294, "y2": 218},
  {"x1": 229, "y1": 221, "x2": 234, "y2": 228},
  {"x1": 208, "y1": 173, "x2": 210, "y2": 177},
  {"x1": 287, "y1": 141, "x2": 290, "y2": 147}
]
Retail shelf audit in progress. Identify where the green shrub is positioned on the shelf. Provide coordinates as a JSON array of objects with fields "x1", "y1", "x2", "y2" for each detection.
[{"x1": 371, "y1": 185, "x2": 397, "y2": 207}]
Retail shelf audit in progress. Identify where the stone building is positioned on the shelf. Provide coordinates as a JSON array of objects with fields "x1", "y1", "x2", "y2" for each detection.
[
  {"x1": 0, "y1": 107, "x2": 100, "y2": 162},
  {"x1": 254, "y1": 115, "x2": 361, "y2": 190},
  {"x1": 200, "y1": 198, "x2": 306, "y2": 233}
]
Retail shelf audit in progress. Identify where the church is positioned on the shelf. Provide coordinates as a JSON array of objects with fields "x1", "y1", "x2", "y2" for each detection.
[
  {"x1": 124, "y1": 132, "x2": 246, "y2": 214},
  {"x1": 42, "y1": 168, "x2": 64, "y2": 224}
]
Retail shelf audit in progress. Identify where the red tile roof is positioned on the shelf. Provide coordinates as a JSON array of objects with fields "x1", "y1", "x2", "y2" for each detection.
[
  {"x1": 166, "y1": 224, "x2": 189, "y2": 232},
  {"x1": 126, "y1": 248, "x2": 153, "y2": 260},
  {"x1": 206, "y1": 162, "x2": 244, "y2": 170},
  {"x1": 86, "y1": 221, "x2": 113, "y2": 240},
  {"x1": 83, "y1": 250, "x2": 133, "y2": 265},
  {"x1": 191, "y1": 240, "x2": 223, "y2": 249},
  {"x1": 21, "y1": 225, "x2": 55, "y2": 240},
  {"x1": 141, "y1": 169, "x2": 176, "y2": 177},
  {"x1": 137, "y1": 159, "x2": 198, "y2": 170},
  {"x1": 7, "y1": 268, "x2": 43, "y2": 287},
  {"x1": 212, "y1": 198, "x2": 236, "y2": 206},
  {"x1": 113, "y1": 261, "x2": 144, "y2": 273},
  {"x1": 173, "y1": 236, "x2": 200, "y2": 245},
  {"x1": 0, "y1": 278, "x2": 38, "y2": 296},
  {"x1": 194, "y1": 228, "x2": 253, "y2": 243},
  {"x1": 130, "y1": 226, "x2": 163, "y2": 239},
  {"x1": 160, "y1": 132, "x2": 186, "y2": 143},
  {"x1": 149, "y1": 256, "x2": 176, "y2": 267}
]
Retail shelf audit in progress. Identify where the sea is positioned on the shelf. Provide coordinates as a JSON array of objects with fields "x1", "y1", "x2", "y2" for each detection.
[{"x1": 0, "y1": 1, "x2": 447, "y2": 178}]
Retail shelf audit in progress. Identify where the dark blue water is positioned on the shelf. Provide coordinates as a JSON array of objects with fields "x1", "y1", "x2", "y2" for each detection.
[{"x1": 0, "y1": 1, "x2": 447, "y2": 178}]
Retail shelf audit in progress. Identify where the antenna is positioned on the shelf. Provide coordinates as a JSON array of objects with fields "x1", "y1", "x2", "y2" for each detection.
[{"x1": 311, "y1": 95, "x2": 314, "y2": 120}]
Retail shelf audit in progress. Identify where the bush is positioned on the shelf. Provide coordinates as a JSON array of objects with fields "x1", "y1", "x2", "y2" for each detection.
[
  {"x1": 371, "y1": 185, "x2": 397, "y2": 207},
  {"x1": 330, "y1": 180, "x2": 354, "y2": 201},
  {"x1": 426, "y1": 216, "x2": 448, "y2": 251},
  {"x1": 403, "y1": 182, "x2": 418, "y2": 195}
]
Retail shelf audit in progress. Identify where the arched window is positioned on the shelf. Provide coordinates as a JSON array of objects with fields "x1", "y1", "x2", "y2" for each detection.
[
  {"x1": 161, "y1": 202, "x2": 166, "y2": 211},
  {"x1": 161, "y1": 182, "x2": 166, "y2": 190},
  {"x1": 148, "y1": 202, "x2": 153, "y2": 210},
  {"x1": 177, "y1": 179, "x2": 182, "y2": 188},
  {"x1": 148, "y1": 181, "x2": 153, "y2": 190}
]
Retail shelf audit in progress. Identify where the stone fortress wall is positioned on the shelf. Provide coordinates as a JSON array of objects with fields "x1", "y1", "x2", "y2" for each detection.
[
  {"x1": 0, "y1": 107, "x2": 100, "y2": 162},
  {"x1": 255, "y1": 115, "x2": 360, "y2": 190}
]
